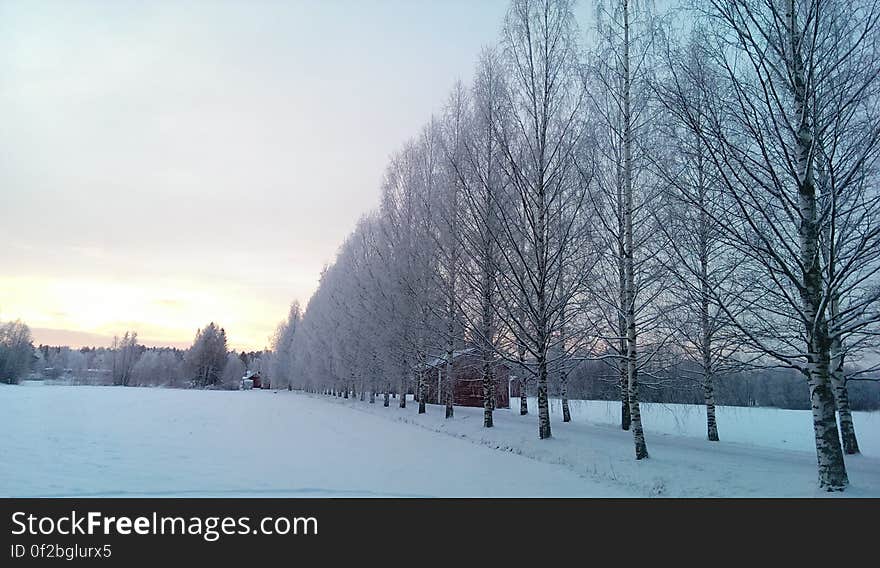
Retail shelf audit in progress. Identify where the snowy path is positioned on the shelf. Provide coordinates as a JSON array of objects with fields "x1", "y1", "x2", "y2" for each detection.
[{"x1": 0, "y1": 384, "x2": 627, "y2": 497}]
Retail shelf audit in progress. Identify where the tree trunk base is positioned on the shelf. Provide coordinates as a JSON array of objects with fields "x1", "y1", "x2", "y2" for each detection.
[
  {"x1": 812, "y1": 381, "x2": 849, "y2": 491},
  {"x1": 631, "y1": 403, "x2": 648, "y2": 459},
  {"x1": 539, "y1": 423, "x2": 551, "y2": 439}
]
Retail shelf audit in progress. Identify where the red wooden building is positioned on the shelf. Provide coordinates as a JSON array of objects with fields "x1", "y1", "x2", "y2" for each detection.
[
  {"x1": 243, "y1": 370, "x2": 269, "y2": 390},
  {"x1": 418, "y1": 349, "x2": 510, "y2": 409}
]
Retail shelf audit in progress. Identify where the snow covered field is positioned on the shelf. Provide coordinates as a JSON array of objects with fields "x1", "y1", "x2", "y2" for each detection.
[
  {"x1": 2, "y1": 382, "x2": 878, "y2": 497},
  {"x1": 0, "y1": 383, "x2": 622, "y2": 497}
]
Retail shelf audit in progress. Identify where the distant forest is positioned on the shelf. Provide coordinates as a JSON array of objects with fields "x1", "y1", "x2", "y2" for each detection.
[
  {"x1": 1, "y1": 319, "x2": 267, "y2": 391},
  {"x1": 558, "y1": 359, "x2": 880, "y2": 411}
]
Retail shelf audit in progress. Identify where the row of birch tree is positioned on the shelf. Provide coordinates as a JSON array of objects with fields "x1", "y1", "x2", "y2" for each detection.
[{"x1": 271, "y1": 0, "x2": 880, "y2": 492}]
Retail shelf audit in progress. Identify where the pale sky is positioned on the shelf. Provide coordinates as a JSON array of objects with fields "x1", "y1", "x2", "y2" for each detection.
[{"x1": 0, "y1": 0, "x2": 601, "y2": 351}]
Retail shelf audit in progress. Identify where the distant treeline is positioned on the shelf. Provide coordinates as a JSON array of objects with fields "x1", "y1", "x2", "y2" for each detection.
[
  {"x1": 547, "y1": 360, "x2": 880, "y2": 412},
  {"x1": 33, "y1": 336, "x2": 268, "y2": 390},
  {"x1": 1, "y1": 319, "x2": 270, "y2": 390}
]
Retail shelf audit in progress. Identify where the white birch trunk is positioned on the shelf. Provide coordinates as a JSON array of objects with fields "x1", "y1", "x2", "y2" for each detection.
[
  {"x1": 518, "y1": 344, "x2": 528, "y2": 416},
  {"x1": 561, "y1": 370, "x2": 571, "y2": 423},
  {"x1": 697, "y1": 152, "x2": 718, "y2": 442},
  {"x1": 418, "y1": 367, "x2": 427, "y2": 414},
  {"x1": 399, "y1": 360, "x2": 407, "y2": 409},
  {"x1": 445, "y1": 353, "x2": 455, "y2": 419},
  {"x1": 829, "y1": 300, "x2": 859, "y2": 453},
  {"x1": 623, "y1": 0, "x2": 648, "y2": 459},
  {"x1": 788, "y1": 0, "x2": 847, "y2": 489}
]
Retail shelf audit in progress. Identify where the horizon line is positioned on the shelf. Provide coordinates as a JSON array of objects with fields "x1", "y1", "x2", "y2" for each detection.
[{"x1": 27, "y1": 326, "x2": 267, "y2": 353}]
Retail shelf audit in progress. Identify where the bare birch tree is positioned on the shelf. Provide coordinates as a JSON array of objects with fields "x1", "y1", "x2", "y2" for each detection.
[
  {"x1": 652, "y1": 29, "x2": 754, "y2": 442},
  {"x1": 494, "y1": 0, "x2": 590, "y2": 439},
  {"x1": 587, "y1": 0, "x2": 661, "y2": 458},
  {"x1": 667, "y1": 0, "x2": 880, "y2": 489},
  {"x1": 445, "y1": 52, "x2": 512, "y2": 427}
]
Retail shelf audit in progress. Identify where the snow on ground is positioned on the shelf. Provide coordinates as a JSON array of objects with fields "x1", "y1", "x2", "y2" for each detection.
[
  {"x1": 315, "y1": 393, "x2": 880, "y2": 497},
  {"x1": 528, "y1": 396, "x2": 880, "y2": 457},
  {"x1": 0, "y1": 383, "x2": 624, "y2": 497},
  {"x1": 2, "y1": 382, "x2": 878, "y2": 497}
]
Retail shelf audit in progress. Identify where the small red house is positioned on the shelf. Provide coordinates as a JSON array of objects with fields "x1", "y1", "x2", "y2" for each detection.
[
  {"x1": 418, "y1": 349, "x2": 510, "y2": 409},
  {"x1": 243, "y1": 370, "x2": 269, "y2": 390}
]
